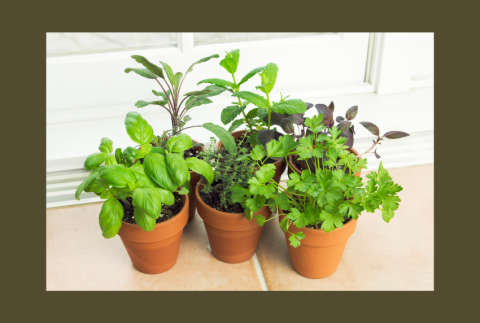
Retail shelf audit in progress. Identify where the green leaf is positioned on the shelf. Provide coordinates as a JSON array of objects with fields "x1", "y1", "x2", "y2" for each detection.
[
  {"x1": 289, "y1": 232, "x2": 305, "y2": 248},
  {"x1": 124, "y1": 111, "x2": 154, "y2": 145},
  {"x1": 221, "y1": 105, "x2": 247, "y2": 125},
  {"x1": 167, "y1": 133, "x2": 193, "y2": 153},
  {"x1": 254, "y1": 215, "x2": 267, "y2": 227},
  {"x1": 130, "y1": 55, "x2": 164, "y2": 78},
  {"x1": 124, "y1": 68, "x2": 157, "y2": 79},
  {"x1": 144, "y1": 153, "x2": 177, "y2": 192},
  {"x1": 134, "y1": 207, "x2": 156, "y2": 232},
  {"x1": 278, "y1": 134, "x2": 299, "y2": 156},
  {"x1": 173, "y1": 72, "x2": 183, "y2": 92},
  {"x1": 152, "y1": 89, "x2": 171, "y2": 100},
  {"x1": 260, "y1": 63, "x2": 278, "y2": 94},
  {"x1": 383, "y1": 196, "x2": 401, "y2": 211},
  {"x1": 99, "y1": 198, "x2": 124, "y2": 238},
  {"x1": 256, "y1": 164, "x2": 276, "y2": 184},
  {"x1": 186, "y1": 157, "x2": 214, "y2": 184},
  {"x1": 99, "y1": 164, "x2": 135, "y2": 188},
  {"x1": 231, "y1": 184, "x2": 247, "y2": 204},
  {"x1": 320, "y1": 210, "x2": 344, "y2": 232},
  {"x1": 197, "y1": 78, "x2": 235, "y2": 88},
  {"x1": 186, "y1": 54, "x2": 219, "y2": 73},
  {"x1": 271, "y1": 99, "x2": 307, "y2": 114},
  {"x1": 133, "y1": 187, "x2": 165, "y2": 219},
  {"x1": 275, "y1": 192, "x2": 291, "y2": 211},
  {"x1": 250, "y1": 145, "x2": 266, "y2": 161},
  {"x1": 176, "y1": 187, "x2": 188, "y2": 195},
  {"x1": 157, "y1": 188, "x2": 175, "y2": 205},
  {"x1": 203, "y1": 123, "x2": 236, "y2": 154},
  {"x1": 75, "y1": 170, "x2": 101, "y2": 200},
  {"x1": 184, "y1": 89, "x2": 213, "y2": 97},
  {"x1": 123, "y1": 147, "x2": 136, "y2": 167},
  {"x1": 266, "y1": 140, "x2": 283, "y2": 158},
  {"x1": 159, "y1": 61, "x2": 175, "y2": 86},
  {"x1": 135, "y1": 100, "x2": 168, "y2": 108},
  {"x1": 228, "y1": 119, "x2": 244, "y2": 132},
  {"x1": 105, "y1": 154, "x2": 117, "y2": 166},
  {"x1": 130, "y1": 163, "x2": 158, "y2": 188},
  {"x1": 326, "y1": 190, "x2": 343, "y2": 204},
  {"x1": 246, "y1": 108, "x2": 258, "y2": 119},
  {"x1": 185, "y1": 96, "x2": 213, "y2": 110},
  {"x1": 115, "y1": 148, "x2": 125, "y2": 164},
  {"x1": 382, "y1": 208, "x2": 395, "y2": 223},
  {"x1": 238, "y1": 66, "x2": 265, "y2": 86},
  {"x1": 166, "y1": 153, "x2": 190, "y2": 187},
  {"x1": 219, "y1": 49, "x2": 240, "y2": 73},
  {"x1": 245, "y1": 195, "x2": 266, "y2": 213},
  {"x1": 377, "y1": 162, "x2": 392, "y2": 182},
  {"x1": 99, "y1": 137, "x2": 113, "y2": 154},
  {"x1": 232, "y1": 91, "x2": 269, "y2": 109},
  {"x1": 151, "y1": 147, "x2": 166, "y2": 155},
  {"x1": 84, "y1": 152, "x2": 107, "y2": 171}
]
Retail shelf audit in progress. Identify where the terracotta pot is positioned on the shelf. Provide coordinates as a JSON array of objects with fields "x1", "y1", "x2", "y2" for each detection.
[
  {"x1": 287, "y1": 147, "x2": 362, "y2": 177},
  {"x1": 117, "y1": 194, "x2": 189, "y2": 274},
  {"x1": 195, "y1": 182, "x2": 271, "y2": 263},
  {"x1": 187, "y1": 140, "x2": 204, "y2": 222},
  {"x1": 217, "y1": 130, "x2": 286, "y2": 183},
  {"x1": 279, "y1": 213, "x2": 357, "y2": 279}
]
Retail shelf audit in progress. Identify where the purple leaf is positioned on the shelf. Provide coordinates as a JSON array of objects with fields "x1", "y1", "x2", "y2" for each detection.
[
  {"x1": 315, "y1": 104, "x2": 334, "y2": 127},
  {"x1": 383, "y1": 131, "x2": 410, "y2": 139},
  {"x1": 374, "y1": 149, "x2": 381, "y2": 159},
  {"x1": 263, "y1": 112, "x2": 286, "y2": 126},
  {"x1": 336, "y1": 116, "x2": 345, "y2": 123},
  {"x1": 280, "y1": 118, "x2": 295, "y2": 134},
  {"x1": 345, "y1": 106, "x2": 358, "y2": 120},
  {"x1": 359, "y1": 121, "x2": 380, "y2": 136},
  {"x1": 328, "y1": 101, "x2": 334, "y2": 113},
  {"x1": 258, "y1": 129, "x2": 283, "y2": 145},
  {"x1": 338, "y1": 120, "x2": 352, "y2": 134},
  {"x1": 305, "y1": 102, "x2": 314, "y2": 110},
  {"x1": 288, "y1": 113, "x2": 305, "y2": 125}
]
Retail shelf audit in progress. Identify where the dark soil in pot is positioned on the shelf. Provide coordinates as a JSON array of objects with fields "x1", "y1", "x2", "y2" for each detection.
[
  {"x1": 199, "y1": 181, "x2": 244, "y2": 214},
  {"x1": 119, "y1": 193, "x2": 183, "y2": 225}
]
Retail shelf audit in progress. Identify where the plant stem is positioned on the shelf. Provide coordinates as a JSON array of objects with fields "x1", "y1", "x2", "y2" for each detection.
[
  {"x1": 155, "y1": 79, "x2": 174, "y2": 111},
  {"x1": 358, "y1": 137, "x2": 380, "y2": 157}
]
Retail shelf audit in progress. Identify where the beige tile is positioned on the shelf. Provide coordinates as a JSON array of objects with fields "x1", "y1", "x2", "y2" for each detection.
[
  {"x1": 47, "y1": 203, "x2": 262, "y2": 291},
  {"x1": 257, "y1": 164, "x2": 434, "y2": 290}
]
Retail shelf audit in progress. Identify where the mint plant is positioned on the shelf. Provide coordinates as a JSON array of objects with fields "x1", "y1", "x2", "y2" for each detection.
[
  {"x1": 75, "y1": 112, "x2": 214, "y2": 238},
  {"x1": 198, "y1": 49, "x2": 306, "y2": 147},
  {"x1": 232, "y1": 114, "x2": 405, "y2": 248}
]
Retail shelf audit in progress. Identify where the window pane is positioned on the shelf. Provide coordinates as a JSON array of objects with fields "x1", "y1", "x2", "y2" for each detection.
[
  {"x1": 47, "y1": 33, "x2": 178, "y2": 56},
  {"x1": 194, "y1": 32, "x2": 332, "y2": 45}
]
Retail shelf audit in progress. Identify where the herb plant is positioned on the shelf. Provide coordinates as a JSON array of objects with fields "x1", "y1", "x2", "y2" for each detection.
[
  {"x1": 198, "y1": 49, "x2": 307, "y2": 147},
  {"x1": 197, "y1": 136, "x2": 258, "y2": 213},
  {"x1": 125, "y1": 54, "x2": 233, "y2": 146},
  {"x1": 232, "y1": 114, "x2": 405, "y2": 248},
  {"x1": 75, "y1": 112, "x2": 214, "y2": 238}
]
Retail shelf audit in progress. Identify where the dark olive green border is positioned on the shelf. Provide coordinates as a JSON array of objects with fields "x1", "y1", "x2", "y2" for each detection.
[{"x1": 6, "y1": 0, "x2": 473, "y2": 319}]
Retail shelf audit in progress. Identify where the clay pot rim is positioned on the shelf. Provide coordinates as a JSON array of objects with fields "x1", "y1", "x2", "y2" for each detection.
[
  {"x1": 288, "y1": 147, "x2": 361, "y2": 175},
  {"x1": 195, "y1": 181, "x2": 254, "y2": 217},
  {"x1": 278, "y1": 211, "x2": 357, "y2": 236},
  {"x1": 216, "y1": 129, "x2": 284, "y2": 167},
  {"x1": 120, "y1": 194, "x2": 188, "y2": 228}
]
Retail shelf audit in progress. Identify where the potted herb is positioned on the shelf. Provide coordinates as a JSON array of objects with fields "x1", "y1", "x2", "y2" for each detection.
[
  {"x1": 194, "y1": 137, "x2": 272, "y2": 264},
  {"x1": 75, "y1": 111, "x2": 214, "y2": 274},
  {"x1": 234, "y1": 113, "x2": 409, "y2": 279},
  {"x1": 125, "y1": 54, "x2": 229, "y2": 221},
  {"x1": 197, "y1": 49, "x2": 307, "y2": 183}
]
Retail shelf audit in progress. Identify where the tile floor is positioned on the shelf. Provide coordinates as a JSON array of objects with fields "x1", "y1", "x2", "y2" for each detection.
[{"x1": 47, "y1": 164, "x2": 433, "y2": 291}]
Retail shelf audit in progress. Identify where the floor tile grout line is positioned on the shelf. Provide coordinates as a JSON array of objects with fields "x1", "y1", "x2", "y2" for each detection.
[{"x1": 253, "y1": 252, "x2": 268, "y2": 291}]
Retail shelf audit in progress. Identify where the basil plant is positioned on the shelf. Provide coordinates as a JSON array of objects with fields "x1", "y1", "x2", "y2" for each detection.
[{"x1": 75, "y1": 112, "x2": 214, "y2": 238}]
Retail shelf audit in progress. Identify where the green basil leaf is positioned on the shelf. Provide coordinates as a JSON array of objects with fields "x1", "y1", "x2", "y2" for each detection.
[
  {"x1": 99, "y1": 137, "x2": 113, "y2": 153},
  {"x1": 203, "y1": 123, "x2": 236, "y2": 154},
  {"x1": 133, "y1": 207, "x2": 156, "y2": 232},
  {"x1": 166, "y1": 153, "x2": 190, "y2": 187},
  {"x1": 105, "y1": 154, "x2": 117, "y2": 165},
  {"x1": 123, "y1": 147, "x2": 136, "y2": 167},
  {"x1": 75, "y1": 169, "x2": 100, "y2": 200},
  {"x1": 84, "y1": 178, "x2": 108, "y2": 194},
  {"x1": 144, "y1": 153, "x2": 177, "y2": 192},
  {"x1": 177, "y1": 187, "x2": 189, "y2": 195},
  {"x1": 84, "y1": 152, "x2": 107, "y2": 171},
  {"x1": 124, "y1": 111, "x2": 154, "y2": 145},
  {"x1": 99, "y1": 198, "x2": 124, "y2": 238},
  {"x1": 156, "y1": 188, "x2": 175, "y2": 205},
  {"x1": 167, "y1": 133, "x2": 193, "y2": 153},
  {"x1": 151, "y1": 147, "x2": 166, "y2": 155},
  {"x1": 115, "y1": 148, "x2": 125, "y2": 164},
  {"x1": 132, "y1": 188, "x2": 163, "y2": 219},
  {"x1": 99, "y1": 164, "x2": 135, "y2": 188},
  {"x1": 130, "y1": 163, "x2": 158, "y2": 188},
  {"x1": 186, "y1": 157, "x2": 214, "y2": 184},
  {"x1": 130, "y1": 55, "x2": 164, "y2": 78}
]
